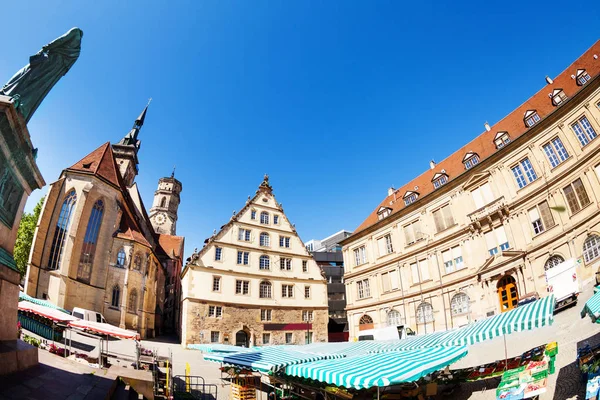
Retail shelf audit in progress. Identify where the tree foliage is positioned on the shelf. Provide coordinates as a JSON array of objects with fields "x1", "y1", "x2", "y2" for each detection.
[{"x1": 14, "y1": 196, "x2": 45, "y2": 277}]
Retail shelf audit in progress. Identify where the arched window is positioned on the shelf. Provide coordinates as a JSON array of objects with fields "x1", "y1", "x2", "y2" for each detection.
[
  {"x1": 386, "y1": 310, "x2": 402, "y2": 326},
  {"x1": 49, "y1": 190, "x2": 77, "y2": 270},
  {"x1": 359, "y1": 314, "x2": 373, "y2": 325},
  {"x1": 259, "y1": 255, "x2": 270, "y2": 270},
  {"x1": 133, "y1": 254, "x2": 142, "y2": 271},
  {"x1": 77, "y1": 200, "x2": 104, "y2": 283},
  {"x1": 259, "y1": 281, "x2": 272, "y2": 298},
  {"x1": 116, "y1": 248, "x2": 126, "y2": 268},
  {"x1": 260, "y1": 232, "x2": 270, "y2": 247},
  {"x1": 111, "y1": 285, "x2": 120, "y2": 308},
  {"x1": 583, "y1": 235, "x2": 600, "y2": 264},
  {"x1": 544, "y1": 255, "x2": 565, "y2": 270},
  {"x1": 450, "y1": 293, "x2": 470, "y2": 316},
  {"x1": 160, "y1": 197, "x2": 167, "y2": 208},
  {"x1": 260, "y1": 211, "x2": 270, "y2": 224},
  {"x1": 128, "y1": 289, "x2": 137, "y2": 313},
  {"x1": 416, "y1": 302, "x2": 434, "y2": 324}
]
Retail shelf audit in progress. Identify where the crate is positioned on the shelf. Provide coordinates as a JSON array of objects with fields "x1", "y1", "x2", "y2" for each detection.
[{"x1": 231, "y1": 383, "x2": 256, "y2": 400}]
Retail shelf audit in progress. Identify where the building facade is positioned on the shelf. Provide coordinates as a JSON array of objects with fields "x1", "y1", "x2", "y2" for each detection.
[
  {"x1": 24, "y1": 106, "x2": 183, "y2": 338},
  {"x1": 180, "y1": 176, "x2": 329, "y2": 346},
  {"x1": 342, "y1": 41, "x2": 600, "y2": 340},
  {"x1": 306, "y1": 230, "x2": 352, "y2": 341}
]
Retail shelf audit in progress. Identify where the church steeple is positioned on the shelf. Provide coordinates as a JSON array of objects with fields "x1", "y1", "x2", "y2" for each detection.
[{"x1": 112, "y1": 100, "x2": 151, "y2": 187}]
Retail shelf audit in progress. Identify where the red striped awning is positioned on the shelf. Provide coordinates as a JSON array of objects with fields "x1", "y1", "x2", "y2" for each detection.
[
  {"x1": 263, "y1": 323, "x2": 312, "y2": 331},
  {"x1": 68, "y1": 319, "x2": 140, "y2": 340}
]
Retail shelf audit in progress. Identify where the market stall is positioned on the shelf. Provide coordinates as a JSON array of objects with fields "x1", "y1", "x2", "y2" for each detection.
[
  {"x1": 188, "y1": 343, "x2": 257, "y2": 353},
  {"x1": 18, "y1": 301, "x2": 77, "y2": 341},
  {"x1": 19, "y1": 291, "x2": 71, "y2": 314},
  {"x1": 579, "y1": 290, "x2": 600, "y2": 399}
]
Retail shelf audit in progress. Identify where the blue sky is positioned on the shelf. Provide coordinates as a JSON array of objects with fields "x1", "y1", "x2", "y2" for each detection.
[{"x1": 2, "y1": 1, "x2": 600, "y2": 257}]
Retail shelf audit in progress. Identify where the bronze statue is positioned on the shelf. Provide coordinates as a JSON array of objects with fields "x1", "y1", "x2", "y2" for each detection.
[{"x1": 0, "y1": 27, "x2": 83, "y2": 123}]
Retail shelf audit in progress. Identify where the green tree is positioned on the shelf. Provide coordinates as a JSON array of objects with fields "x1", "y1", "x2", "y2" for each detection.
[{"x1": 14, "y1": 196, "x2": 45, "y2": 277}]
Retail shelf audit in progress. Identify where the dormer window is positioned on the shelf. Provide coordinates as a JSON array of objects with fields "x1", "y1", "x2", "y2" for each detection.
[
  {"x1": 432, "y1": 173, "x2": 449, "y2": 189},
  {"x1": 550, "y1": 89, "x2": 568, "y2": 106},
  {"x1": 494, "y1": 132, "x2": 510, "y2": 149},
  {"x1": 524, "y1": 110, "x2": 541, "y2": 128},
  {"x1": 577, "y1": 69, "x2": 591, "y2": 86},
  {"x1": 377, "y1": 207, "x2": 392, "y2": 220},
  {"x1": 463, "y1": 152, "x2": 480, "y2": 169},
  {"x1": 403, "y1": 191, "x2": 418, "y2": 206}
]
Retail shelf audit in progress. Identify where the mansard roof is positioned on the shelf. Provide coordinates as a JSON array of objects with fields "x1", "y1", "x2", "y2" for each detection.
[{"x1": 352, "y1": 39, "x2": 600, "y2": 236}]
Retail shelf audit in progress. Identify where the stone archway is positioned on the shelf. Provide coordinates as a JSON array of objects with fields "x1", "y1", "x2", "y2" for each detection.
[{"x1": 235, "y1": 330, "x2": 250, "y2": 347}]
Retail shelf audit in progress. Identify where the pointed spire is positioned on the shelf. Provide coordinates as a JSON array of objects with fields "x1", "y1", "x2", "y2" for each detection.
[{"x1": 118, "y1": 100, "x2": 151, "y2": 150}]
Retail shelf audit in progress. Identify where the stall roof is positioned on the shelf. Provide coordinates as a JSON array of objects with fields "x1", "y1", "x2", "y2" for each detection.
[
  {"x1": 203, "y1": 347, "x2": 345, "y2": 373},
  {"x1": 581, "y1": 290, "x2": 600, "y2": 323},
  {"x1": 19, "y1": 292, "x2": 70, "y2": 314},
  {"x1": 18, "y1": 301, "x2": 77, "y2": 323},
  {"x1": 68, "y1": 319, "x2": 140, "y2": 340},
  {"x1": 285, "y1": 346, "x2": 468, "y2": 389}
]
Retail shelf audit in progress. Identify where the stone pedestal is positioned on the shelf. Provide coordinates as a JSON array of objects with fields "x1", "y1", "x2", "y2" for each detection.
[{"x1": 0, "y1": 95, "x2": 45, "y2": 374}]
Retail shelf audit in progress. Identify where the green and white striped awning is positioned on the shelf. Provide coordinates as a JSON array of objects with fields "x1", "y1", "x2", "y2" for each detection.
[
  {"x1": 188, "y1": 344, "x2": 256, "y2": 353},
  {"x1": 285, "y1": 346, "x2": 467, "y2": 389},
  {"x1": 19, "y1": 292, "x2": 70, "y2": 314},
  {"x1": 581, "y1": 291, "x2": 600, "y2": 323},
  {"x1": 203, "y1": 346, "x2": 345, "y2": 373},
  {"x1": 376, "y1": 294, "x2": 555, "y2": 353}
]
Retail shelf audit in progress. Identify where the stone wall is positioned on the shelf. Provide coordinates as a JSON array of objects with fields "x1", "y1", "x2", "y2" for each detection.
[{"x1": 183, "y1": 298, "x2": 328, "y2": 346}]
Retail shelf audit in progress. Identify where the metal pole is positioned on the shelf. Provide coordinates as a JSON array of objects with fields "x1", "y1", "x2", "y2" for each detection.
[
  {"x1": 503, "y1": 334, "x2": 508, "y2": 369},
  {"x1": 377, "y1": 386, "x2": 380, "y2": 400}
]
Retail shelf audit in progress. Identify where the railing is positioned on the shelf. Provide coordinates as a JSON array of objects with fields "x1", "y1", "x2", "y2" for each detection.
[
  {"x1": 173, "y1": 375, "x2": 218, "y2": 400},
  {"x1": 467, "y1": 196, "x2": 506, "y2": 222},
  {"x1": 18, "y1": 313, "x2": 63, "y2": 341}
]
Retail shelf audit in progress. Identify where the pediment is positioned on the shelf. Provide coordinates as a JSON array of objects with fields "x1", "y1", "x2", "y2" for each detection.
[
  {"x1": 462, "y1": 152, "x2": 478, "y2": 162},
  {"x1": 462, "y1": 171, "x2": 491, "y2": 190},
  {"x1": 431, "y1": 172, "x2": 448, "y2": 181}
]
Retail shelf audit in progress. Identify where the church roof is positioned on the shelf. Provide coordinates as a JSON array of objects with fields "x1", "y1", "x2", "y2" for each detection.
[
  {"x1": 115, "y1": 212, "x2": 152, "y2": 248},
  {"x1": 157, "y1": 234, "x2": 185, "y2": 260},
  {"x1": 66, "y1": 142, "x2": 124, "y2": 189}
]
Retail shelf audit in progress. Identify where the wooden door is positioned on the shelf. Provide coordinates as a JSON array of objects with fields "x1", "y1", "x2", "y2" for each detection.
[{"x1": 497, "y1": 276, "x2": 518, "y2": 312}]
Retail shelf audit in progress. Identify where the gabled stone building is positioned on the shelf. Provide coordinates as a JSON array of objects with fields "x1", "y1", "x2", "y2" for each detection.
[
  {"x1": 24, "y1": 106, "x2": 184, "y2": 338},
  {"x1": 181, "y1": 176, "x2": 328, "y2": 346}
]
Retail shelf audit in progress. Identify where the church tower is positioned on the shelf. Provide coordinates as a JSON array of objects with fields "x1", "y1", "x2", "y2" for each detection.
[
  {"x1": 112, "y1": 103, "x2": 149, "y2": 187},
  {"x1": 149, "y1": 172, "x2": 182, "y2": 235}
]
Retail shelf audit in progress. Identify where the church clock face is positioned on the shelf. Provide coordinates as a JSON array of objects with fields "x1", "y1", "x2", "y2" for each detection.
[{"x1": 155, "y1": 213, "x2": 167, "y2": 225}]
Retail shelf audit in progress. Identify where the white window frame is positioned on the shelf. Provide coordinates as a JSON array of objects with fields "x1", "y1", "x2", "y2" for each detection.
[
  {"x1": 403, "y1": 220, "x2": 424, "y2": 245},
  {"x1": 432, "y1": 204, "x2": 455, "y2": 233},
  {"x1": 259, "y1": 255, "x2": 270, "y2": 270},
  {"x1": 542, "y1": 137, "x2": 569, "y2": 168},
  {"x1": 304, "y1": 285, "x2": 310, "y2": 299},
  {"x1": 262, "y1": 333, "x2": 271, "y2": 344},
  {"x1": 210, "y1": 331, "x2": 220, "y2": 343},
  {"x1": 583, "y1": 235, "x2": 600, "y2": 264},
  {"x1": 212, "y1": 276, "x2": 221, "y2": 292},
  {"x1": 404, "y1": 192, "x2": 418, "y2": 206},
  {"x1": 524, "y1": 110, "x2": 541, "y2": 127},
  {"x1": 353, "y1": 246, "x2": 367, "y2": 266},
  {"x1": 494, "y1": 132, "x2": 510, "y2": 149},
  {"x1": 235, "y1": 280, "x2": 250, "y2": 295},
  {"x1": 260, "y1": 309, "x2": 272, "y2": 321},
  {"x1": 450, "y1": 293, "x2": 470, "y2": 316},
  {"x1": 571, "y1": 116, "x2": 597, "y2": 147},
  {"x1": 215, "y1": 247, "x2": 222, "y2": 261},
  {"x1": 577, "y1": 69, "x2": 591, "y2": 86},
  {"x1": 280, "y1": 258, "x2": 292, "y2": 271},
  {"x1": 260, "y1": 211, "x2": 270, "y2": 224},
  {"x1": 416, "y1": 302, "x2": 434, "y2": 324},
  {"x1": 302, "y1": 260, "x2": 308, "y2": 272},
  {"x1": 238, "y1": 228, "x2": 251, "y2": 242},
  {"x1": 259, "y1": 282, "x2": 272, "y2": 298},
  {"x1": 282, "y1": 284, "x2": 294, "y2": 298},
  {"x1": 356, "y1": 279, "x2": 371, "y2": 299}
]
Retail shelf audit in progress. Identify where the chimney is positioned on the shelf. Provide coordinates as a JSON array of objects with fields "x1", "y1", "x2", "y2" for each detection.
[
  {"x1": 545, "y1": 76, "x2": 554, "y2": 85},
  {"x1": 484, "y1": 122, "x2": 491, "y2": 132},
  {"x1": 388, "y1": 187, "x2": 395, "y2": 196},
  {"x1": 429, "y1": 160, "x2": 436, "y2": 170}
]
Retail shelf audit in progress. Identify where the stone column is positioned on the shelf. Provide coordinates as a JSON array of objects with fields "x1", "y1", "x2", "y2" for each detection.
[{"x1": 119, "y1": 248, "x2": 132, "y2": 329}]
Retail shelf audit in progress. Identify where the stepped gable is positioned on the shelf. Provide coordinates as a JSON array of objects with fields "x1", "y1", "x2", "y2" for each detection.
[
  {"x1": 354, "y1": 39, "x2": 600, "y2": 235},
  {"x1": 66, "y1": 142, "x2": 125, "y2": 189}
]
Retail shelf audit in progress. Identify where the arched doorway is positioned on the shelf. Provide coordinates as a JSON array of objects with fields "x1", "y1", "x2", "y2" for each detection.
[
  {"x1": 497, "y1": 275, "x2": 518, "y2": 312},
  {"x1": 235, "y1": 330, "x2": 249, "y2": 347}
]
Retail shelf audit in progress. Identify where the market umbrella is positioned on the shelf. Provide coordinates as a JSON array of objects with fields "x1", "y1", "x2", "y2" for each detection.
[
  {"x1": 19, "y1": 292, "x2": 70, "y2": 314},
  {"x1": 581, "y1": 290, "x2": 600, "y2": 323},
  {"x1": 203, "y1": 346, "x2": 345, "y2": 373},
  {"x1": 285, "y1": 345, "x2": 468, "y2": 389}
]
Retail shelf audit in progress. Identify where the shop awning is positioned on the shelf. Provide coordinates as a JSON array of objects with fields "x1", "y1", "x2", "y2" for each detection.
[
  {"x1": 18, "y1": 301, "x2": 77, "y2": 323},
  {"x1": 68, "y1": 319, "x2": 140, "y2": 340},
  {"x1": 19, "y1": 292, "x2": 70, "y2": 314},
  {"x1": 581, "y1": 290, "x2": 600, "y2": 323},
  {"x1": 285, "y1": 345, "x2": 468, "y2": 389},
  {"x1": 203, "y1": 346, "x2": 345, "y2": 373},
  {"x1": 188, "y1": 344, "x2": 255, "y2": 353}
]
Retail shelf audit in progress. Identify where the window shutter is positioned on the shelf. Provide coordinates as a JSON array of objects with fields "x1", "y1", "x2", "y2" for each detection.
[
  {"x1": 381, "y1": 273, "x2": 391, "y2": 292},
  {"x1": 442, "y1": 249, "x2": 452, "y2": 263},
  {"x1": 563, "y1": 185, "x2": 580, "y2": 213},
  {"x1": 404, "y1": 225, "x2": 415, "y2": 244},
  {"x1": 480, "y1": 183, "x2": 493, "y2": 204},
  {"x1": 595, "y1": 165, "x2": 600, "y2": 181},
  {"x1": 433, "y1": 209, "x2": 444, "y2": 232},
  {"x1": 484, "y1": 231, "x2": 496, "y2": 250},
  {"x1": 573, "y1": 178, "x2": 591, "y2": 207},
  {"x1": 413, "y1": 220, "x2": 423, "y2": 240},
  {"x1": 377, "y1": 238, "x2": 386, "y2": 257},
  {"x1": 538, "y1": 201, "x2": 555, "y2": 228},
  {"x1": 528, "y1": 207, "x2": 540, "y2": 223},
  {"x1": 410, "y1": 262, "x2": 419, "y2": 283},
  {"x1": 495, "y1": 226, "x2": 508, "y2": 246},
  {"x1": 471, "y1": 187, "x2": 484, "y2": 209},
  {"x1": 390, "y1": 270, "x2": 399, "y2": 290},
  {"x1": 442, "y1": 205, "x2": 455, "y2": 228},
  {"x1": 419, "y1": 259, "x2": 430, "y2": 281}
]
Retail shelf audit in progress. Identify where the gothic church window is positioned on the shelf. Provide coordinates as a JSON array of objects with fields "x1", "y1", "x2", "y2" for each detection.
[
  {"x1": 133, "y1": 254, "x2": 142, "y2": 271},
  {"x1": 116, "y1": 248, "x2": 126, "y2": 268},
  {"x1": 77, "y1": 200, "x2": 104, "y2": 283},
  {"x1": 111, "y1": 285, "x2": 120, "y2": 308},
  {"x1": 49, "y1": 190, "x2": 77, "y2": 270}
]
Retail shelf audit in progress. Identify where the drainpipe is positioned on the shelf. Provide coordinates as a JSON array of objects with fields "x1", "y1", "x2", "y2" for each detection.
[
  {"x1": 434, "y1": 250, "x2": 449, "y2": 330},
  {"x1": 397, "y1": 262, "x2": 408, "y2": 326}
]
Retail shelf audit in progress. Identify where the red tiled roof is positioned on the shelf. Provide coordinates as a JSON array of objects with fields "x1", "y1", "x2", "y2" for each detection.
[
  {"x1": 157, "y1": 234, "x2": 184, "y2": 259},
  {"x1": 66, "y1": 142, "x2": 124, "y2": 189},
  {"x1": 354, "y1": 40, "x2": 600, "y2": 235},
  {"x1": 116, "y1": 212, "x2": 152, "y2": 248}
]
